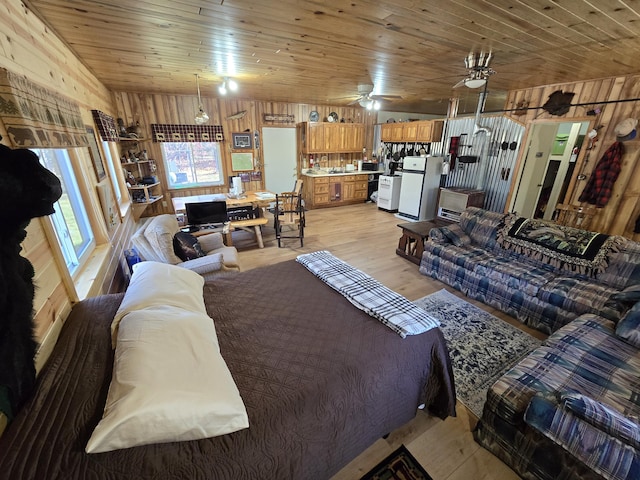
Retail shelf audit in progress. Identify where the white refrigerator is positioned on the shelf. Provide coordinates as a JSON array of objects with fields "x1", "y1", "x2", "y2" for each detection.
[{"x1": 396, "y1": 156, "x2": 443, "y2": 221}]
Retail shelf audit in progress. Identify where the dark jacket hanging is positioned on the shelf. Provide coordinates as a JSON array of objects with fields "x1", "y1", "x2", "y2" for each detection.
[{"x1": 578, "y1": 141, "x2": 624, "y2": 208}]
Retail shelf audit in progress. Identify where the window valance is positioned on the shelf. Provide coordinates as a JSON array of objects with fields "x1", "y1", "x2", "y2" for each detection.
[
  {"x1": 151, "y1": 124, "x2": 224, "y2": 143},
  {"x1": 91, "y1": 110, "x2": 119, "y2": 142},
  {"x1": 0, "y1": 68, "x2": 88, "y2": 148}
]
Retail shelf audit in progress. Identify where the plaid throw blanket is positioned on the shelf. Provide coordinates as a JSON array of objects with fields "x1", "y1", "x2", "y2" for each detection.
[{"x1": 296, "y1": 251, "x2": 440, "y2": 337}]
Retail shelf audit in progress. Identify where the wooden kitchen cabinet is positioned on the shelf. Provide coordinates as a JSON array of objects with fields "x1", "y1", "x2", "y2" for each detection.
[
  {"x1": 416, "y1": 120, "x2": 444, "y2": 142},
  {"x1": 298, "y1": 122, "x2": 365, "y2": 153},
  {"x1": 303, "y1": 173, "x2": 370, "y2": 208},
  {"x1": 380, "y1": 122, "x2": 404, "y2": 142},
  {"x1": 380, "y1": 120, "x2": 443, "y2": 143}
]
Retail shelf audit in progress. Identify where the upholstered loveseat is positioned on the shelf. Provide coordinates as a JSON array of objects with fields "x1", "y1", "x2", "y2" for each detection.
[
  {"x1": 475, "y1": 305, "x2": 640, "y2": 480},
  {"x1": 419, "y1": 207, "x2": 640, "y2": 334},
  {"x1": 131, "y1": 214, "x2": 240, "y2": 280}
]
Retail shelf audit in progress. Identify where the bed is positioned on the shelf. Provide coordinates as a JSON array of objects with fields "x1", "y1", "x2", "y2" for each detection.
[{"x1": 0, "y1": 258, "x2": 456, "y2": 480}]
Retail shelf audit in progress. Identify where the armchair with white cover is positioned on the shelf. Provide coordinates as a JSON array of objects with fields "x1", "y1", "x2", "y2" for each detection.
[{"x1": 131, "y1": 214, "x2": 240, "y2": 280}]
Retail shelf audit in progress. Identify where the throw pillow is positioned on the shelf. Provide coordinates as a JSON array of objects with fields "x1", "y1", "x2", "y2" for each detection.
[
  {"x1": 173, "y1": 232, "x2": 206, "y2": 261},
  {"x1": 615, "y1": 301, "x2": 640, "y2": 348},
  {"x1": 441, "y1": 224, "x2": 472, "y2": 247}
]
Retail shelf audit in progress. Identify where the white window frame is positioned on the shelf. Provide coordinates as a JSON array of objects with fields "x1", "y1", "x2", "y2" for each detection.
[
  {"x1": 161, "y1": 142, "x2": 225, "y2": 189},
  {"x1": 33, "y1": 148, "x2": 96, "y2": 276}
]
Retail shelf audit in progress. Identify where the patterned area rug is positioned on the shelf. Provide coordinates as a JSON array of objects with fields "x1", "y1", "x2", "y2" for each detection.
[
  {"x1": 414, "y1": 289, "x2": 542, "y2": 418},
  {"x1": 360, "y1": 444, "x2": 433, "y2": 480}
]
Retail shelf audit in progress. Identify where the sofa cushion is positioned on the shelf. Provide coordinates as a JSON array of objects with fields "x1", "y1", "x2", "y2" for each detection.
[
  {"x1": 440, "y1": 223, "x2": 471, "y2": 247},
  {"x1": 459, "y1": 207, "x2": 509, "y2": 250},
  {"x1": 485, "y1": 314, "x2": 640, "y2": 425},
  {"x1": 596, "y1": 239, "x2": 640, "y2": 290},
  {"x1": 536, "y1": 276, "x2": 624, "y2": 321},
  {"x1": 472, "y1": 256, "x2": 555, "y2": 297},
  {"x1": 615, "y1": 302, "x2": 640, "y2": 348}
]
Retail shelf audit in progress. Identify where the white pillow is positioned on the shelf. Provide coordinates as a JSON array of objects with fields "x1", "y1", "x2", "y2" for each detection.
[
  {"x1": 111, "y1": 261, "x2": 207, "y2": 347},
  {"x1": 86, "y1": 306, "x2": 248, "y2": 453}
]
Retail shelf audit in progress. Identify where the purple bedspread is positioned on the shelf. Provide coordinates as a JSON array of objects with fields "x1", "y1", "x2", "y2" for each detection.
[{"x1": 0, "y1": 260, "x2": 455, "y2": 479}]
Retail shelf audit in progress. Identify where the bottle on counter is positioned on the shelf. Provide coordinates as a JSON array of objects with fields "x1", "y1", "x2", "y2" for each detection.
[{"x1": 362, "y1": 148, "x2": 368, "y2": 162}]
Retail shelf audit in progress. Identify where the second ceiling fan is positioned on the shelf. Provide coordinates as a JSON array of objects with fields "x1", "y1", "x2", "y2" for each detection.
[
  {"x1": 453, "y1": 51, "x2": 496, "y2": 89},
  {"x1": 347, "y1": 84, "x2": 402, "y2": 110}
]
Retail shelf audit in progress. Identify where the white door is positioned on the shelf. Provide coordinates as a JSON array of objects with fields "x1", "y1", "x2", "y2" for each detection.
[{"x1": 262, "y1": 127, "x2": 297, "y2": 194}]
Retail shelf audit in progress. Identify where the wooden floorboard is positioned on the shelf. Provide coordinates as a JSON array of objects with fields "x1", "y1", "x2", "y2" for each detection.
[{"x1": 236, "y1": 202, "x2": 523, "y2": 479}]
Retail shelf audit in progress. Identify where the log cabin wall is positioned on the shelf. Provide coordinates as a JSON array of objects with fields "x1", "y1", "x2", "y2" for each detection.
[
  {"x1": 504, "y1": 76, "x2": 640, "y2": 240},
  {"x1": 113, "y1": 91, "x2": 379, "y2": 216},
  {"x1": 0, "y1": 0, "x2": 130, "y2": 361}
]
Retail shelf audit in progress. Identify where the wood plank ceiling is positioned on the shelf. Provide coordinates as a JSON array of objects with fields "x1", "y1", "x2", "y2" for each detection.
[{"x1": 23, "y1": 0, "x2": 640, "y2": 115}]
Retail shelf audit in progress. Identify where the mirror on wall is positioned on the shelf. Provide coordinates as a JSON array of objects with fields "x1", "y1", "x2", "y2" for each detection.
[{"x1": 509, "y1": 120, "x2": 590, "y2": 220}]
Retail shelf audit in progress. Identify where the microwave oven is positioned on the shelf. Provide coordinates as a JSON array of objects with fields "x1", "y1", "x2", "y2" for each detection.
[{"x1": 361, "y1": 162, "x2": 378, "y2": 171}]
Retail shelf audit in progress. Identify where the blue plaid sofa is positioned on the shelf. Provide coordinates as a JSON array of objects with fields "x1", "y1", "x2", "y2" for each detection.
[
  {"x1": 475, "y1": 307, "x2": 640, "y2": 480},
  {"x1": 419, "y1": 207, "x2": 640, "y2": 334}
]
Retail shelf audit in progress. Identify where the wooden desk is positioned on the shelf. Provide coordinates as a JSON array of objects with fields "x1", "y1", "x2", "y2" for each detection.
[
  {"x1": 174, "y1": 192, "x2": 275, "y2": 248},
  {"x1": 396, "y1": 218, "x2": 453, "y2": 265},
  {"x1": 171, "y1": 192, "x2": 276, "y2": 214}
]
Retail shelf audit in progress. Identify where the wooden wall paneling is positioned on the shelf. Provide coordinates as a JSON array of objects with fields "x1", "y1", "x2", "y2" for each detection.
[{"x1": 504, "y1": 75, "x2": 640, "y2": 236}]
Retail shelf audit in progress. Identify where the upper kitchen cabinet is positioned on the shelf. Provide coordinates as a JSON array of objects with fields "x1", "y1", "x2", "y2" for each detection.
[
  {"x1": 298, "y1": 122, "x2": 365, "y2": 153},
  {"x1": 380, "y1": 120, "x2": 443, "y2": 143}
]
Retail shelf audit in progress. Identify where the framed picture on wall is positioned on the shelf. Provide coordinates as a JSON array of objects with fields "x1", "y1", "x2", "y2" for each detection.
[
  {"x1": 86, "y1": 126, "x2": 107, "y2": 180},
  {"x1": 231, "y1": 152, "x2": 254, "y2": 171},
  {"x1": 232, "y1": 132, "x2": 252, "y2": 149}
]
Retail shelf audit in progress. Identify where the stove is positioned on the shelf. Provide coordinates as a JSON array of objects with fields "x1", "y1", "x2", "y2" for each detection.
[{"x1": 377, "y1": 174, "x2": 402, "y2": 212}]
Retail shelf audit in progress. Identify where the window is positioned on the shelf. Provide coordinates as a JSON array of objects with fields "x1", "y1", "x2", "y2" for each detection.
[
  {"x1": 161, "y1": 142, "x2": 224, "y2": 189},
  {"x1": 33, "y1": 148, "x2": 95, "y2": 275},
  {"x1": 102, "y1": 141, "x2": 123, "y2": 203}
]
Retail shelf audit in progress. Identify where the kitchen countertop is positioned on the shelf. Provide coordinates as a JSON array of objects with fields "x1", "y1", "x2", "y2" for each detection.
[{"x1": 302, "y1": 169, "x2": 383, "y2": 177}]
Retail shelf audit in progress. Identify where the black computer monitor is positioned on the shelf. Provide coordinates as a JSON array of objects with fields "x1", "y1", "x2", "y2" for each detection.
[{"x1": 185, "y1": 201, "x2": 228, "y2": 226}]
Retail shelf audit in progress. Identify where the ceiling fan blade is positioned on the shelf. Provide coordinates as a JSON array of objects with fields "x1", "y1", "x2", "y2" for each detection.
[
  {"x1": 452, "y1": 78, "x2": 467, "y2": 89},
  {"x1": 370, "y1": 94, "x2": 402, "y2": 100},
  {"x1": 347, "y1": 98, "x2": 362, "y2": 105}
]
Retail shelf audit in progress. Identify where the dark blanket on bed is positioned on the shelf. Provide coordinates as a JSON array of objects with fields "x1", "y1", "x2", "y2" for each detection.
[{"x1": 0, "y1": 260, "x2": 455, "y2": 480}]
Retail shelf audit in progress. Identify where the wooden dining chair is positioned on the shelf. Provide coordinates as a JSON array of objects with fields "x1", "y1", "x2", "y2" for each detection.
[
  {"x1": 554, "y1": 203, "x2": 598, "y2": 230},
  {"x1": 274, "y1": 192, "x2": 305, "y2": 247}
]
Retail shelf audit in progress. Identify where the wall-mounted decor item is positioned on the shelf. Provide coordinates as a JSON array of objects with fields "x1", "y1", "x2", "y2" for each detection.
[
  {"x1": 231, "y1": 152, "x2": 254, "y2": 171},
  {"x1": 151, "y1": 124, "x2": 224, "y2": 142},
  {"x1": 251, "y1": 171, "x2": 262, "y2": 181},
  {"x1": 85, "y1": 126, "x2": 106, "y2": 180},
  {"x1": 0, "y1": 68, "x2": 89, "y2": 148},
  {"x1": 264, "y1": 113, "x2": 295, "y2": 123},
  {"x1": 232, "y1": 132, "x2": 252, "y2": 149},
  {"x1": 97, "y1": 180, "x2": 120, "y2": 231}
]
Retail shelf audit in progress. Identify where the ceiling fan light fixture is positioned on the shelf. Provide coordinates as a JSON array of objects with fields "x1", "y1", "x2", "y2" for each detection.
[
  {"x1": 218, "y1": 82, "x2": 227, "y2": 95},
  {"x1": 194, "y1": 73, "x2": 209, "y2": 124},
  {"x1": 227, "y1": 78, "x2": 238, "y2": 92},
  {"x1": 464, "y1": 78, "x2": 487, "y2": 89}
]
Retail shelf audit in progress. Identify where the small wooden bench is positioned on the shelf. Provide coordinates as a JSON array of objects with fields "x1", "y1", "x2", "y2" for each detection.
[{"x1": 227, "y1": 217, "x2": 269, "y2": 248}]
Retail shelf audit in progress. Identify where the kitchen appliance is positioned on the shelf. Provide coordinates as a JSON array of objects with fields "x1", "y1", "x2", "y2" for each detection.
[
  {"x1": 377, "y1": 174, "x2": 402, "y2": 212},
  {"x1": 396, "y1": 156, "x2": 443, "y2": 221},
  {"x1": 361, "y1": 162, "x2": 378, "y2": 171},
  {"x1": 367, "y1": 173, "x2": 380, "y2": 202}
]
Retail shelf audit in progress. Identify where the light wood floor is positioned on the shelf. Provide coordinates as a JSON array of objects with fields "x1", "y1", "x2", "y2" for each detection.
[{"x1": 236, "y1": 202, "x2": 541, "y2": 480}]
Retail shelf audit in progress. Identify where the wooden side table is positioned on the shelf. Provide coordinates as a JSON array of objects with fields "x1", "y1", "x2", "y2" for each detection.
[{"x1": 396, "y1": 218, "x2": 453, "y2": 265}]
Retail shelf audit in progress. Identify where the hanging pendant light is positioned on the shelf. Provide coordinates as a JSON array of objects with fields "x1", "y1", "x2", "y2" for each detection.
[{"x1": 194, "y1": 74, "x2": 209, "y2": 125}]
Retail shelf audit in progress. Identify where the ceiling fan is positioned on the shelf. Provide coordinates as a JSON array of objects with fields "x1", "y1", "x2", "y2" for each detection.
[
  {"x1": 347, "y1": 84, "x2": 402, "y2": 110},
  {"x1": 453, "y1": 51, "x2": 496, "y2": 89}
]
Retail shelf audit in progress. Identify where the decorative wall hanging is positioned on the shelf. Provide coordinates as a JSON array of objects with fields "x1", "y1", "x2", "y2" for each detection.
[
  {"x1": 541, "y1": 90, "x2": 575, "y2": 116},
  {"x1": 232, "y1": 132, "x2": 252, "y2": 149},
  {"x1": 151, "y1": 124, "x2": 224, "y2": 142},
  {"x1": 91, "y1": 110, "x2": 119, "y2": 142},
  {"x1": 0, "y1": 68, "x2": 88, "y2": 148},
  {"x1": 231, "y1": 152, "x2": 254, "y2": 171},
  {"x1": 263, "y1": 113, "x2": 295, "y2": 123},
  {"x1": 85, "y1": 126, "x2": 107, "y2": 180}
]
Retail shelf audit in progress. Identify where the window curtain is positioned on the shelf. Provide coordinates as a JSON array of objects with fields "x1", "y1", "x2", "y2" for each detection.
[
  {"x1": 0, "y1": 68, "x2": 88, "y2": 148},
  {"x1": 91, "y1": 110, "x2": 119, "y2": 142},
  {"x1": 151, "y1": 124, "x2": 224, "y2": 143}
]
